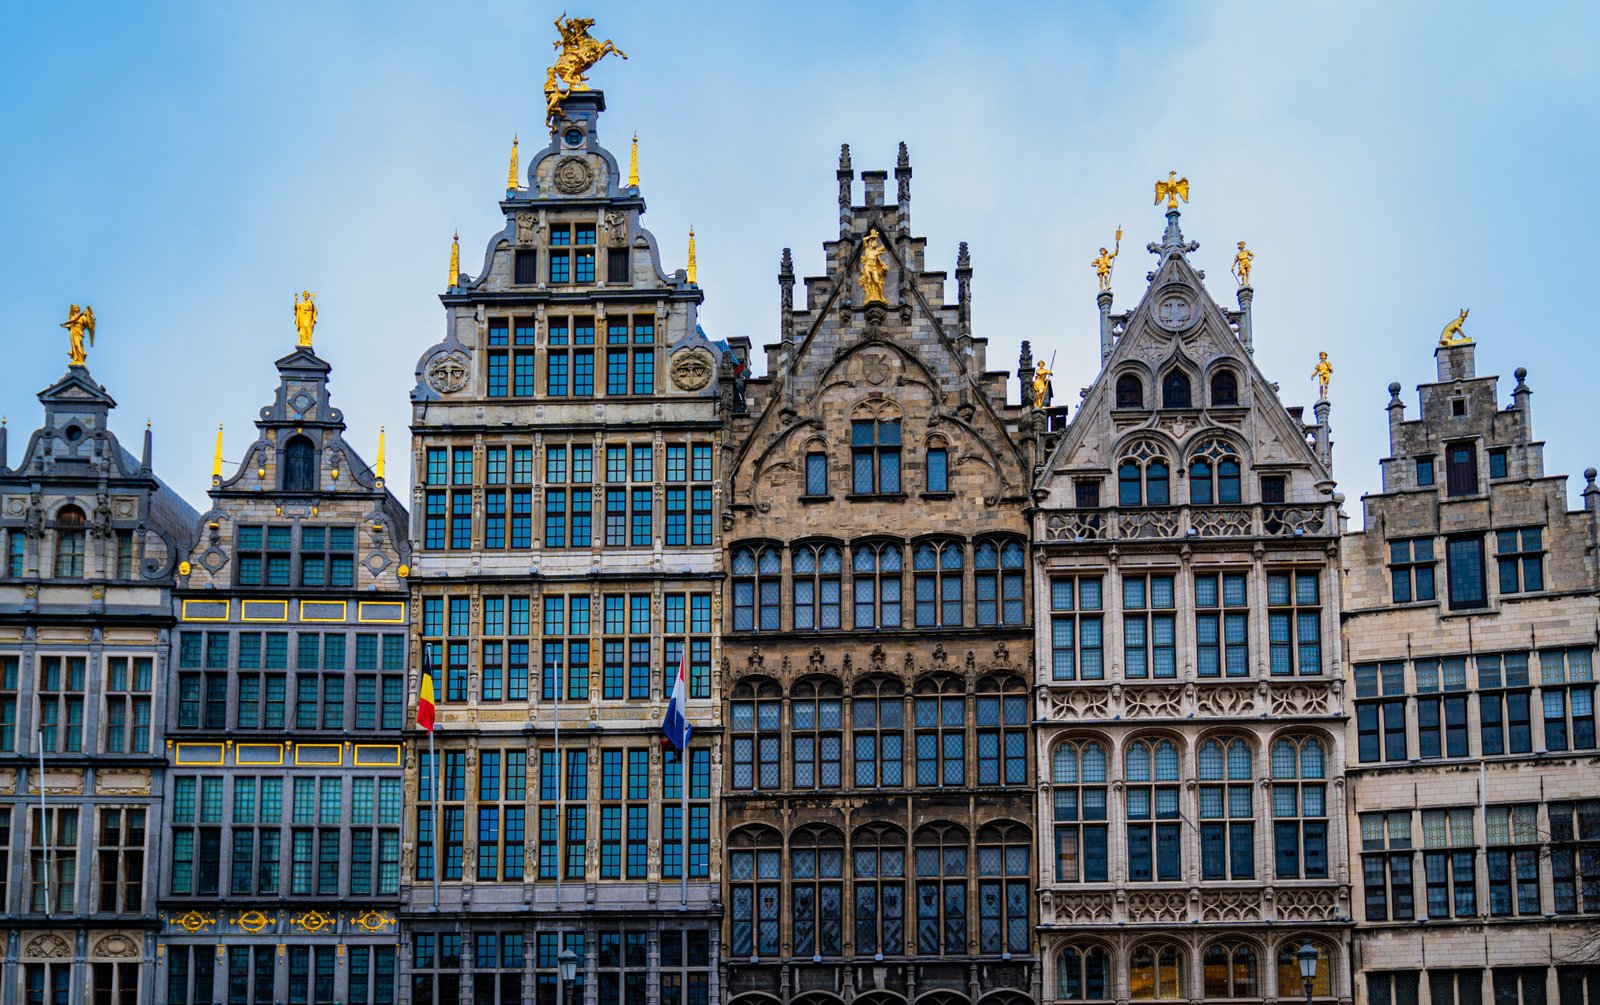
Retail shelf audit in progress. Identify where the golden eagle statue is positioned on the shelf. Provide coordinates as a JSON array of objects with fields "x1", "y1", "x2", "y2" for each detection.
[{"x1": 1154, "y1": 171, "x2": 1190, "y2": 210}]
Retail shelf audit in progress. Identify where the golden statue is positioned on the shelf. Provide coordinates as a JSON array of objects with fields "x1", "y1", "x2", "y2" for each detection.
[
  {"x1": 294, "y1": 291, "x2": 317, "y2": 347},
  {"x1": 1092, "y1": 227, "x2": 1122, "y2": 292},
  {"x1": 687, "y1": 227, "x2": 698, "y2": 285},
  {"x1": 1032, "y1": 360, "x2": 1053, "y2": 408},
  {"x1": 1312, "y1": 351, "x2": 1333, "y2": 400},
  {"x1": 545, "y1": 13, "x2": 627, "y2": 122},
  {"x1": 859, "y1": 229, "x2": 889, "y2": 303},
  {"x1": 1154, "y1": 170, "x2": 1189, "y2": 210},
  {"x1": 60, "y1": 304, "x2": 96, "y2": 367},
  {"x1": 507, "y1": 134, "x2": 519, "y2": 191},
  {"x1": 1439, "y1": 308, "x2": 1470, "y2": 347},
  {"x1": 449, "y1": 231, "x2": 460, "y2": 289},
  {"x1": 1231, "y1": 241, "x2": 1254, "y2": 286}
]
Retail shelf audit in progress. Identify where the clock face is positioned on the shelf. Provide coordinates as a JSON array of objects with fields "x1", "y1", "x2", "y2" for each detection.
[{"x1": 564, "y1": 128, "x2": 583, "y2": 146}]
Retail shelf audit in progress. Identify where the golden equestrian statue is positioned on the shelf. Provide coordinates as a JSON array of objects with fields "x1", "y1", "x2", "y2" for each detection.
[
  {"x1": 1439, "y1": 308, "x2": 1470, "y2": 347},
  {"x1": 859, "y1": 229, "x2": 889, "y2": 303},
  {"x1": 545, "y1": 13, "x2": 627, "y2": 122},
  {"x1": 1092, "y1": 227, "x2": 1122, "y2": 292},
  {"x1": 1231, "y1": 241, "x2": 1254, "y2": 286},
  {"x1": 61, "y1": 304, "x2": 96, "y2": 367},
  {"x1": 1312, "y1": 351, "x2": 1333, "y2": 400},
  {"x1": 1154, "y1": 171, "x2": 1189, "y2": 210},
  {"x1": 294, "y1": 291, "x2": 318, "y2": 347}
]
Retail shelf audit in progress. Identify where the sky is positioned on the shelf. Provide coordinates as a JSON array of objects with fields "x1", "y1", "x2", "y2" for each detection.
[{"x1": 2, "y1": 1, "x2": 1597, "y2": 521}]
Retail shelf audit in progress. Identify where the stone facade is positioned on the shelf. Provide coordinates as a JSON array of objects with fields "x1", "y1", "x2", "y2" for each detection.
[
  {"x1": 1341, "y1": 339, "x2": 1600, "y2": 1005},
  {"x1": 401, "y1": 90, "x2": 726, "y2": 1005},
  {"x1": 0, "y1": 358, "x2": 198, "y2": 1005},
  {"x1": 1032, "y1": 207, "x2": 1353, "y2": 1005},
  {"x1": 718, "y1": 143, "x2": 1039, "y2": 1005},
  {"x1": 158, "y1": 342, "x2": 410, "y2": 1004}
]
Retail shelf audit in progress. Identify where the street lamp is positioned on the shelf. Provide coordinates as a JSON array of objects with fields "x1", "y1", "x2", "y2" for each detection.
[
  {"x1": 559, "y1": 947, "x2": 579, "y2": 1005},
  {"x1": 1296, "y1": 942, "x2": 1319, "y2": 1005}
]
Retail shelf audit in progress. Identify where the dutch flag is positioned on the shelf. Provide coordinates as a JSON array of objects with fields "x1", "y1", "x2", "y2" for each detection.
[{"x1": 661, "y1": 649, "x2": 693, "y2": 752}]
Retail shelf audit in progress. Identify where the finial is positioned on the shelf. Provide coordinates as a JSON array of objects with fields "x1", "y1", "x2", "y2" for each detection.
[
  {"x1": 211, "y1": 423, "x2": 224, "y2": 482},
  {"x1": 780, "y1": 247, "x2": 794, "y2": 277},
  {"x1": 449, "y1": 231, "x2": 460, "y2": 290},
  {"x1": 61, "y1": 304, "x2": 96, "y2": 368},
  {"x1": 686, "y1": 228, "x2": 697, "y2": 285},
  {"x1": 838, "y1": 143, "x2": 852, "y2": 172},
  {"x1": 628, "y1": 132, "x2": 640, "y2": 189},
  {"x1": 376, "y1": 425, "x2": 387, "y2": 483},
  {"x1": 293, "y1": 291, "x2": 317, "y2": 347},
  {"x1": 507, "y1": 134, "x2": 520, "y2": 191},
  {"x1": 1154, "y1": 171, "x2": 1189, "y2": 211},
  {"x1": 897, "y1": 141, "x2": 910, "y2": 172},
  {"x1": 957, "y1": 241, "x2": 971, "y2": 272}
]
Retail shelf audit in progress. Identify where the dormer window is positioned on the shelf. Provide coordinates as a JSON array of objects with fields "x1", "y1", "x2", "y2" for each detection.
[
  {"x1": 1210, "y1": 370, "x2": 1239, "y2": 406},
  {"x1": 283, "y1": 435, "x2": 318, "y2": 494},
  {"x1": 1115, "y1": 375, "x2": 1144, "y2": 409},
  {"x1": 1162, "y1": 371, "x2": 1192, "y2": 409},
  {"x1": 54, "y1": 505, "x2": 86, "y2": 578}
]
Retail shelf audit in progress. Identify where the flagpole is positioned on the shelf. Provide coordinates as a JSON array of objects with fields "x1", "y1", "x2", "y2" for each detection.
[
  {"x1": 680, "y1": 738, "x2": 688, "y2": 908},
  {"x1": 429, "y1": 725, "x2": 439, "y2": 909},
  {"x1": 554, "y1": 657, "x2": 562, "y2": 905},
  {"x1": 39, "y1": 739, "x2": 50, "y2": 916}
]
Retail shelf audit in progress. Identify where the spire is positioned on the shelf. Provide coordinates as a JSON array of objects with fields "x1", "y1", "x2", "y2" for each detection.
[
  {"x1": 686, "y1": 228, "x2": 698, "y2": 285},
  {"x1": 628, "y1": 132, "x2": 640, "y2": 189},
  {"x1": 140, "y1": 420, "x2": 152, "y2": 473},
  {"x1": 448, "y1": 231, "x2": 460, "y2": 289},
  {"x1": 211, "y1": 423, "x2": 224, "y2": 484},
  {"x1": 376, "y1": 425, "x2": 387, "y2": 485},
  {"x1": 956, "y1": 241, "x2": 972, "y2": 335},
  {"x1": 779, "y1": 248, "x2": 795, "y2": 345},
  {"x1": 0, "y1": 416, "x2": 7, "y2": 472},
  {"x1": 837, "y1": 144, "x2": 854, "y2": 237},
  {"x1": 1147, "y1": 171, "x2": 1198, "y2": 263},
  {"x1": 507, "y1": 133, "x2": 520, "y2": 192}
]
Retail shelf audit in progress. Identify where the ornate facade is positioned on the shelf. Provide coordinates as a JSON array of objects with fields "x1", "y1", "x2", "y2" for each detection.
[
  {"x1": 158, "y1": 340, "x2": 410, "y2": 1004},
  {"x1": 1032, "y1": 205, "x2": 1354, "y2": 1005},
  {"x1": 401, "y1": 90, "x2": 727, "y2": 1005},
  {"x1": 0, "y1": 354, "x2": 198, "y2": 1005},
  {"x1": 718, "y1": 144, "x2": 1039, "y2": 1005},
  {"x1": 1341, "y1": 338, "x2": 1600, "y2": 1005}
]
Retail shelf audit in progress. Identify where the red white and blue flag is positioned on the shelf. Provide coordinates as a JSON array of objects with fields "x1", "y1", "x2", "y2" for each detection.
[{"x1": 661, "y1": 649, "x2": 693, "y2": 751}]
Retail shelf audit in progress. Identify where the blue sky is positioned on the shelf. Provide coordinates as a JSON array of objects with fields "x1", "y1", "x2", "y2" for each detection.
[{"x1": 2, "y1": 1, "x2": 1597, "y2": 519}]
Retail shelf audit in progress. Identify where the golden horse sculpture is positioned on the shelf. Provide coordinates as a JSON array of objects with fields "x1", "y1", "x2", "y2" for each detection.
[{"x1": 545, "y1": 13, "x2": 627, "y2": 123}]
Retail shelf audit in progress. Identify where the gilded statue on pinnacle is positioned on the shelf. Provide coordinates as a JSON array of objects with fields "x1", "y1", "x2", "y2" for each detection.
[
  {"x1": 61, "y1": 304, "x2": 95, "y2": 367},
  {"x1": 1312, "y1": 352, "x2": 1333, "y2": 400},
  {"x1": 858, "y1": 230, "x2": 889, "y2": 303},
  {"x1": 1231, "y1": 241, "x2": 1254, "y2": 286},
  {"x1": 546, "y1": 13, "x2": 627, "y2": 123},
  {"x1": 1439, "y1": 309, "x2": 1470, "y2": 347},
  {"x1": 294, "y1": 291, "x2": 317, "y2": 347},
  {"x1": 1092, "y1": 227, "x2": 1122, "y2": 292},
  {"x1": 1154, "y1": 171, "x2": 1189, "y2": 210}
]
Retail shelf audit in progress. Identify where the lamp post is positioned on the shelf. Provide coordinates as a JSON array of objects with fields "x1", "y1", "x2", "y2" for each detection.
[
  {"x1": 559, "y1": 947, "x2": 579, "y2": 1005},
  {"x1": 1297, "y1": 942, "x2": 1319, "y2": 1005}
]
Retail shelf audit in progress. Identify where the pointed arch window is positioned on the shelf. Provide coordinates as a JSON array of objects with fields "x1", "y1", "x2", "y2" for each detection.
[
  {"x1": 852, "y1": 417, "x2": 902, "y2": 494},
  {"x1": 1199, "y1": 738, "x2": 1255, "y2": 879},
  {"x1": 1190, "y1": 440, "x2": 1242, "y2": 505},
  {"x1": 1276, "y1": 942, "x2": 1334, "y2": 999},
  {"x1": 1202, "y1": 942, "x2": 1259, "y2": 998},
  {"x1": 975, "y1": 538, "x2": 1026, "y2": 626},
  {"x1": 728, "y1": 827, "x2": 782, "y2": 957},
  {"x1": 1211, "y1": 369, "x2": 1239, "y2": 406},
  {"x1": 914, "y1": 823, "x2": 968, "y2": 956},
  {"x1": 852, "y1": 541, "x2": 903, "y2": 629},
  {"x1": 1130, "y1": 943, "x2": 1186, "y2": 1000},
  {"x1": 1052, "y1": 739, "x2": 1109, "y2": 882},
  {"x1": 1126, "y1": 739, "x2": 1182, "y2": 881},
  {"x1": 852, "y1": 824, "x2": 907, "y2": 956},
  {"x1": 1058, "y1": 945, "x2": 1111, "y2": 1002},
  {"x1": 977, "y1": 821, "x2": 1031, "y2": 954},
  {"x1": 283, "y1": 435, "x2": 318, "y2": 493},
  {"x1": 1119, "y1": 442, "x2": 1171, "y2": 507},
  {"x1": 1271, "y1": 736, "x2": 1329, "y2": 878},
  {"x1": 729, "y1": 680, "x2": 782, "y2": 791},
  {"x1": 914, "y1": 676, "x2": 966, "y2": 787},
  {"x1": 793, "y1": 543, "x2": 843, "y2": 630},
  {"x1": 790, "y1": 678, "x2": 843, "y2": 790},
  {"x1": 53, "y1": 506, "x2": 86, "y2": 579},
  {"x1": 976, "y1": 674, "x2": 1029, "y2": 785},
  {"x1": 913, "y1": 541, "x2": 964, "y2": 628},
  {"x1": 732, "y1": 546, "x2": 781, "y2": 632},
  {"x1": 852, "y1": 677, "x2": 905, "y2": 787},
  {"x1": 1161, "y1": 372, "x2": 1192, "y2": 409},
  {"x1": 790, "y1": 825, "x2": 844, "y2": 957},
  {"x1": 1116, "y1": 374, "x2": 1145, "y2": 409}
]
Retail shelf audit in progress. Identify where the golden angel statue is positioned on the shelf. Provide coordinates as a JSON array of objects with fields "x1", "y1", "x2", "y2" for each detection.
[
  {"x1": 1439, "y1": 309, "x2": 1470, "y2": 347},
  {"x1": 1092, "y1": 227, "x2": 1122, "y2": 292},
  {"x1": 545, "y1": 13, "x2": 627, "y2": 121},
  {"x1": 1311, "y1": 351, "x2": 1333, "y2": 400},
  {"x1": 294, "y1": 291, "x2": 318, "y2": 347},
  {"x1": 1231, "y1": 241, "x2": 1254, "y2": 286},
  {"x1": 61, "y1": 304, "x2": 96, "y2": 367},
  {"x1": 1154, "y1": 171, "x2": 1189, "y2": 210},
  {"x1": 1032, "y1": 360, "x2": 1053, "y2": 408},
  {"x1": 859, "y1": 230, "x2": 889, "y2": 303}
]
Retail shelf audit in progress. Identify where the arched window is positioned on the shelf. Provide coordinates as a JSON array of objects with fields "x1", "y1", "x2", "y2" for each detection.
[
  {"x1": 852, "y1": 414, "x2": 902, "y2": 494},
  {"x1": 1130, "y1": 943, "x2": 1186, "y2": 1000},
  {"x1": 1126, "y1": 739, "x2": 1181, "y2": 881},
  {"x1": 53, "y1": 505, "x2": 86, "y2": 578},
  {"x1": 728, "y1": 827, "x2": 782, "y2": 957},
  {"x1": 791, "y1": 678, "x2": 844, "y2": 790},
  {"x1": 852, "y1": 676, "x2": 905, "y2": 787},
  {"x1": 1161, "y1": 372, "x2": 1191, "y2": 409},
  {"x1": 913, "y1": 676, "x2": 965, "y2": 787},
  {"x1": 732, "y1": 546, "x2": 782, "y2": 631},
  {"x1": 975, "y1": 674, "x2": 1029, "y2": 785},
  {"x1": 1146, "y1": 461, "x2": 1170, "y2": 505},
  {"x1": 1211, "y1": 370, "x2": 1239, "y2": 406},
  {"x1": 1119, "y1": 461, "x2": 1143, "y2": 506},
  {"x1": 1271, "y1": 737, "x2": 1329, "y2": 879},
  {"x1": 1118, "y1": 443, "x2": 1171, "y2": 508},
  {"x1": 791, "y1": 826, "x2": 845, "y2": 957},
  {"x1": 977, "y1": 822, "x2": 1031, "y2": 954},
  {"x1": 852, "y1": 541, "x2": 903, "y2": 629},
  {"x1": 730, "y1": 679, "x2": 782, "y2": 791},
  {"x1": 1203, "y1": 942, "x2": 1259, "y2": 998},
  {"x1": 283, "y1": 434, "x2": 318, "y2": 493},
  {"x1": 1199, "y1": 738, "x2": 1255, "y2": 880},
  {"x1": 925, "y1": 437, "x2": 950, "y2": 493},
  {"x1": 912, "y1": 541, "x2": 963, "y2": 628},
  {"x1": 1058, "y1": 945, "x2": 1111, "y2": 1002},
  {"x1": 1276, "y1": 942, "x2": 1333, "y2": 999},
  {"x1": 913, "y1": 823, "x2": 968, "y2": 955},
  {"x1": 794, "y1": 543, "x2": 843, "y2": 630},
  {"x1": 1052, "y1": 740, "x2": 1108, "y2": 882},
  {"x1": 1190, "y1": 439, "x2": 1241, "y2": 505},
  {"x1": 976, "y1": 539, "x2": 1026, "y2": 626},
  {"x1": 852, "y1": 824, "x2": 907, "y2": 956},
  {"x1": 1116, "y1": 374, "x2": 1144, "y2": 409}
]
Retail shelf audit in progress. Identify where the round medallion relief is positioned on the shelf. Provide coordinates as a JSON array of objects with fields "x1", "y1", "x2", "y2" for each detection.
[
  {"x1": 670, "y1": 349, "x2": 715, "y2": 391},
  {"x1": 425, "y1": 350, "x2": 471, "y2": 394},
  {"x1": 552, "y1": 156, "x2": 594, "y2": 195},
  {"x1": 1154, "y1": 290, "x2": 1196, "y2": 332}
]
